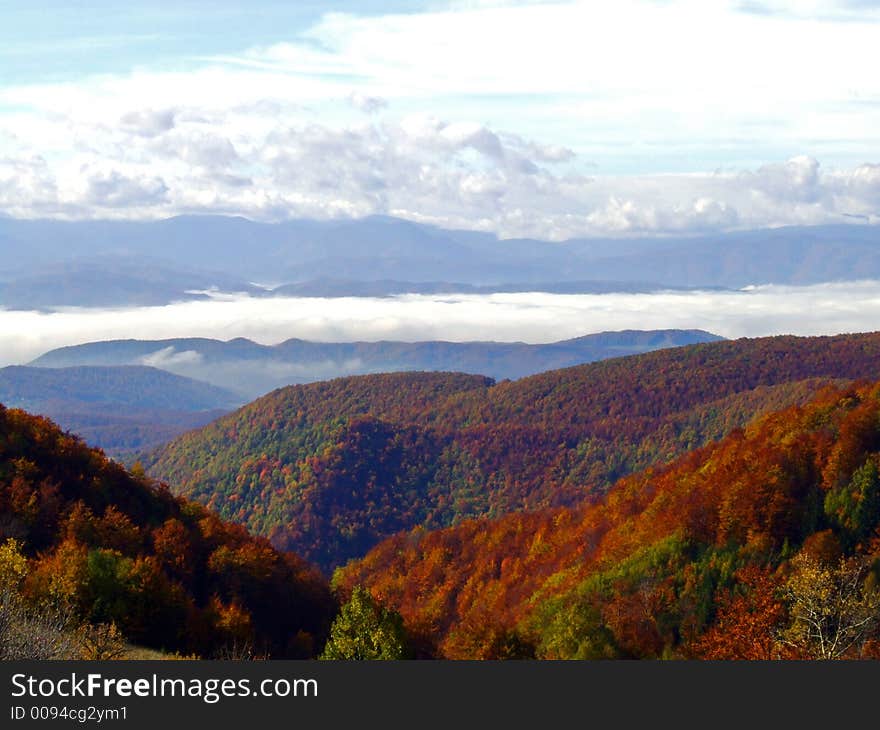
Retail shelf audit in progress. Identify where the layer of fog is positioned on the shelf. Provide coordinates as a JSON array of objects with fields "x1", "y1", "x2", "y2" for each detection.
[
  {"x1": 2, "y1": 281, "x2": 880, "y2": 367},
  {"x1": 139, "y1": 350, "x2": 373, "y2": 397}
]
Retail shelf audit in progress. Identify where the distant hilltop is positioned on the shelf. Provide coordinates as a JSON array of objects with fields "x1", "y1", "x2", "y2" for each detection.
[
  {"x1": 0, "y1": 215, "x2": 877, "y2": 309},
  {"x1": 31, "y1": 329, "x2": 724, "y2": 397}
]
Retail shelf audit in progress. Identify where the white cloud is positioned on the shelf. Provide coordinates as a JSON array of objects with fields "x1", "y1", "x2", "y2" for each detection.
[
  {"x1": 347, "y1": 92, "x2": 388, "y2": 114},
  {"x1": 119, "y1": 108, "x2": 177, "y2": 138},
  {"x1": 0, "y1": 110, "x2": 878, "y2": 235},
  {"x1": 0, "y1": 1, "x2": 878, "y2": 234},
  {"x1": 3, "y1": 283, "x2": 880, "y2": 366},
  {"x1": 734, "y1": 0, "x2": 880, "y2": 19},
  {"x1": 83, "y1": 169, "x2": 169, "y2": 208},
  {"x1": 139, "y1": 347, "x2": 204, "y2": 368}
]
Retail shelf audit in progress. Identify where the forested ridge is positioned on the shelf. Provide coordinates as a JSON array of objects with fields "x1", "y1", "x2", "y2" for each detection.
[
  {"x1": 144, "y1": 332, "x2": 880, "y2": 572},
  {"x1": 0, "y1": 404, "x2": 332, "y2": 658},
  {"x1": 0, "y1": 365, "x2": 239, "y2": 411},
  {"x1": 339, "y1": 381, "x2": 880, "y2": 659}
]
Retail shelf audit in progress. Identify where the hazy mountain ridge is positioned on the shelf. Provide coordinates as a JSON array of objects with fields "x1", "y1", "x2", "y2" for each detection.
[
  {"x1": 1, "y1": 216, "x2": 878, "y2": 310},
  {"x1": 576, "y1": 224, "x2": 880, "y2": 288},
  {"x1": 30, "y1": 329, "x2": 724, "y2": 397},
  {"x1": 0, "y1": 365, "x2": 241, "y2": 457},
  {"x1": 269, "y1": 278, "x2": 726, "y2": 298},
  {"x1": 0, "y1": 255, "x2": 264, "y2": 310}
]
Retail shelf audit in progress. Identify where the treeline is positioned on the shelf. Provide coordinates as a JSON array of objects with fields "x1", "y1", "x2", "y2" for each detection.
[{"x1": 144, "y1": 333, "x2": 880, "y2": 572}]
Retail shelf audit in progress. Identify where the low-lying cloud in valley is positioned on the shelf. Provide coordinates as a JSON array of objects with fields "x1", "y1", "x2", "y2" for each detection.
[
  {"x1": 139, "y1": 346, "x2": 204, "y2": 368},
  {"x1": 3, "y1": 282, "x2": 880, "y2": 367}
]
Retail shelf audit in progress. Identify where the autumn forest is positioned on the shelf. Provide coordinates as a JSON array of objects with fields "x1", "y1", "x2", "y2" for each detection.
[{"x1": 2, "y1": 333, "x2": 880, "y2": 659}]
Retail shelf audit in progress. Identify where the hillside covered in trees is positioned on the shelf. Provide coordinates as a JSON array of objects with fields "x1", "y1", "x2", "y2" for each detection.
[
  {"x1": 339, "y1": 381, "x2": 880, "y2": 659},
  {"x1": 4, "y1": 336, "x2": 880, "y2": 661},
  {"x1": 0, "y1": 403, "x2": 332, "y2": 659},
  {"x1": 144, "y1": 332, "x2": 880, "y2": 573}
]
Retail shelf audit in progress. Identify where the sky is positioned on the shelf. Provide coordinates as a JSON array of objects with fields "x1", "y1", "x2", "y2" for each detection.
[
  {"x1": 0, "y1": 0, "x2": 878, "y2": 238},
  {"x1": 2, "y1": 282, "x2": 880, "y2": 366}
]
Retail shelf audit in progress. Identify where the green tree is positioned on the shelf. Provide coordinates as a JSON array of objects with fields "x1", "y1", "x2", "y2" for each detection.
[
  {"x1": 824, "y1": 461, "x2": 880, "y2": 547},
  {"x1": 83, "y1": 549, "x2": 136, "y2": 624},
  {"x1": 320, "y1": 587, "x2": 410, "y2": 660}
]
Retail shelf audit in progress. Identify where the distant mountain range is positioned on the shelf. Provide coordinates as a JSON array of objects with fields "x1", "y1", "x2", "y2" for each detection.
[
  {"x1": 0, "y1": 256, "x2": 262, "y2": 310},
  {"x1": 268, "y1": 278, "x2": 725, "y2": 298},
  {"x1": 1, "y1": 215, "x2": 878, "y2": 309},
  {"x1": 0, "y1": 365, "x2": 240, "y2": 458},
  {"x1": 30, "y1": 330, "x2": 724, "y2": 397}
]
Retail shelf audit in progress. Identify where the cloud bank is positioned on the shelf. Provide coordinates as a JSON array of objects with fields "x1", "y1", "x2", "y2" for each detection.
[
  {"x1": 3, "y1": 283, "x2": 880, "y2": 367},
  {"x1": 0, "y1": 0, "x2": 878, "y2": 238}
]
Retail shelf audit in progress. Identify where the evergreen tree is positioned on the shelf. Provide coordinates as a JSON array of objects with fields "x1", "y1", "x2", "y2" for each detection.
[{"x1": 825, "y1": 460, "x2": 880, "y2": 547}]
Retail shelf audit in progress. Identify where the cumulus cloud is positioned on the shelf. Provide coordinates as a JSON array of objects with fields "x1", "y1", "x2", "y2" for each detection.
[
  {"x1": 152, "y1": 129, "x2": 241, "y2": 171},
  {"x1": 84, "y1": 170, "x2": 169, "y2": 208},
  {"x1": 0, "y1": 154, "x2": 58, "y2": 214},
  {"x1": 119, "y1": 108, "x2": 176, "y2": 138},
  {"x1": 347, "y1": 92, "x2": 388, "y2": 114},
  {"x1": 748, "y1": 156, "x2": 822, "y2": 203},
  {"x1": 0, "y1": 1, "x2": 878, "y2": 235},
  {"x1": 3, "y1": 283, "x2": 880, "y2": 366},
  {"x1": 0, "y1": 107, "x2": 878, "y2": 235}
]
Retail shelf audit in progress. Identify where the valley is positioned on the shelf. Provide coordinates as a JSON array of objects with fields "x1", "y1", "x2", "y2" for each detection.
[{"x1": 3, "y1": 330, "x2": 880, "y2": 659}]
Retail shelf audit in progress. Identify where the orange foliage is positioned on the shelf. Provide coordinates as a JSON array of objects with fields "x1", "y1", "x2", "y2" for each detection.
[
  {"x1": 0, "y1": 403, "x2": 333, "y2": 657},
  {"x1": 145, "y1": 333, "x2": 880, "y2": 572},
  {"x1": 339, "y1": 381, "x2": 880, "y2": 658},
  {"x1": 690, "y1": 566, "x2": 788, "y2": 659}
]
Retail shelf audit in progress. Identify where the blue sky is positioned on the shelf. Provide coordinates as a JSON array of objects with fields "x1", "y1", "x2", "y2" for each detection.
[
  {"x1": 0, "y1": 2, "x2": 427, "y2": 84},
  {"x1": 0, "y1": 0, "x2": 878, "y2": 237}
]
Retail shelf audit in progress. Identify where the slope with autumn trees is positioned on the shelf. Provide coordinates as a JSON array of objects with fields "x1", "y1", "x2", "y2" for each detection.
[
  {"x1": 144, "y1": 332, "x2": 880, "y2": 573},
  {"x1": 0, "y1": 403, "x2": 333, "y2": 658},
  {"x1": 338, "y1": 380, "x2": 880, "y2": 659}
]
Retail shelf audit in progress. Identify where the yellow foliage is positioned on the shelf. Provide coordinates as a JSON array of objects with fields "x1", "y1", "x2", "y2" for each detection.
[{"x1": 0, "y1": 539, "x2": 29, "y2": 591}]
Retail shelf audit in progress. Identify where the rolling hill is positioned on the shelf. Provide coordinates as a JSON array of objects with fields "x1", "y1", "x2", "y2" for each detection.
[
  {"x1": 0, "y1": 257, "x2": 262, "y2": 310},
  {"x1": 143, "y1": 331, "x2": 880, "y2": 573},
  {"x1": 30, "y1": 329, "x2": 723, "y2": 398},
  {"x1": 0, "y1": 403, "x2": 333, "y2": 658},
  {"x1": 338, "y1": 379, "x2": 880, "y2": 659},
  {"x1": 0, "y1": 365, "x2": 241, "y2": 458}
]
